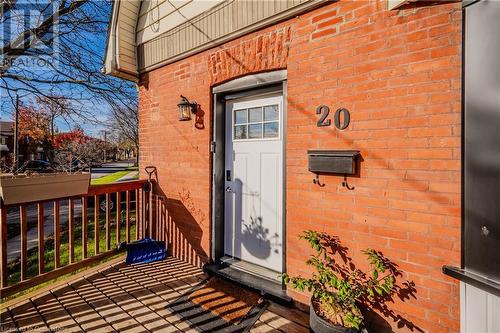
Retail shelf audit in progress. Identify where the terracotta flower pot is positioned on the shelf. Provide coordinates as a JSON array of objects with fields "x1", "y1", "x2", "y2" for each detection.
[
  {"x1": 0, "y1": 173, "x2": 90, "y2": 205},
  {"x1": 309, "y1": 298, "x2": 361, "y2": 333}
]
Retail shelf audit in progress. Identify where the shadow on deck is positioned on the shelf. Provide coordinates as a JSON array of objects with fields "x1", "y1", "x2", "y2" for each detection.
[{"x1": 0, "y1": 257, "x2": 309, "y2": 333}]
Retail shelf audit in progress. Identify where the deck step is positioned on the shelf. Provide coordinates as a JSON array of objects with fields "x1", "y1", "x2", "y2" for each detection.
[
  {"x1": 220, "y1": 256, "x2": 282, "y2": 283},
  {"x1": 203, "y1": 263, "x2": 293, "y2": 305}
]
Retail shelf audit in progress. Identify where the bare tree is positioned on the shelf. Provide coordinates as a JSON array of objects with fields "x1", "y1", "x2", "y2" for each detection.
[
  {"x1": 1, "y1": 0, "x2": 136, "y2": 122},
  {"x1": 107, "y1": 105, "x2": 138, "y2": 164},
  {"x1": 35, "y1": 95, "x2": 70, "y2": 139}
]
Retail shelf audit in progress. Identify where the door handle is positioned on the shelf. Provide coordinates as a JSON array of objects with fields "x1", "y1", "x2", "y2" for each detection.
[{"x1": 225, "y1": 186, "x2": 233, "y2": 193}]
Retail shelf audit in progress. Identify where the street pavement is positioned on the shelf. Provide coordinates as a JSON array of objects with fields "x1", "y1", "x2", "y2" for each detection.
[{"x1": 90, "y1": 160, "x2": 135, "y2": 179}]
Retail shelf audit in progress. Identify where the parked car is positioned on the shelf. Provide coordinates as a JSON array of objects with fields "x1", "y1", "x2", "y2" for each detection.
[
  {"x1": 88, "y1": 160, "x2": 103, "y2": 168},
  {"x1": 69, "y1": 159, "x2": 85, "y2": 171},
  {"x1": 97, "y1": 190, "x2": 137, "y2": 213},
  {"x1": 20, "y1": 160, "x2": 53, "y2": 173}
]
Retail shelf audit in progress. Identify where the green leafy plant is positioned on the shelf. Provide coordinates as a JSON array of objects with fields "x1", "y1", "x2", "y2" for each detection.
[{"x1": 281, "y1": 230, "x2": 398, "y2": 330}]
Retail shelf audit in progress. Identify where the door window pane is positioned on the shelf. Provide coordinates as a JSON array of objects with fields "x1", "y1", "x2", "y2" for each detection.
[
  {"x1": 249, "y1": 107, "x2": 262, "y2": 123},
  {"x1": 248, "y1": 124, "x2": 263, "y2": 139},
  {"x1": 234, "y1": 125, "x2": 247, "y2": 139},
  {"x1": 264, "y1": 105, "x2": 279, "y2": 121},
  {"x1": 234, "y1": 109, "x2": 247, "y2": 124},
  {"x1": 264, "y1": 122, "x2": 279, "y2": 138},
  {"x1": 234, "y1": 103, "x2": 279, "y2": 140}
]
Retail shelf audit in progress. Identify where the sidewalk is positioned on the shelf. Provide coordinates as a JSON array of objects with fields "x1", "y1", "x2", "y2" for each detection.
[
  {"x1": 115, "y1": 171, "x2": 139, "y2": 182},
  {"x1": 7, "y1": 201, "x2": 79, "y2": 263}
]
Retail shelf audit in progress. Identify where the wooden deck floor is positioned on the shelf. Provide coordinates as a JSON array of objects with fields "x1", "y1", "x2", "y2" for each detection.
[{"x1": 0, "y1": 257, "x2": 309, "y2": 333}]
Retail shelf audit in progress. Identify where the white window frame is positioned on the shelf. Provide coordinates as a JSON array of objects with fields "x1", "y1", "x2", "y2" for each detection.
[{"x1": 232, "y1": 98, "x2": 282, "y2": 142}]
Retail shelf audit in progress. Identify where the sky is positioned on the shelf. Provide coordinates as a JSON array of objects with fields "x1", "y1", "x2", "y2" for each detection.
[{"x1": 0, "y1": 0, "x2": 135, "y2": 139}]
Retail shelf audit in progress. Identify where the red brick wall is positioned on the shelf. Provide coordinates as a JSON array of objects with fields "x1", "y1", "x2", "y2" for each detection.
[
  {"x1": 285, "y1": 2, "x2": 462, "y2": 333},
  {"x1": 138, "y1": 1, "x2": 462, "y2": 332},
  {"x1": 208, "y1": 26, "x2": 292, "y2": 85},
  {"x1": 138, "y1": 55, "x2": 213, "y2": 268}
]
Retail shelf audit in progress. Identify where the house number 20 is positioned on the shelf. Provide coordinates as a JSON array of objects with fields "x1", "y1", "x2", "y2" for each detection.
[{"x1": 316, "y1": 105, "x2": 350, "y2": 130}]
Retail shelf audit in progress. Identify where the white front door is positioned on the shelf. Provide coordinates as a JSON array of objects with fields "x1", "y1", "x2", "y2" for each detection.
[{"x1": 224, "y1": 94, "x2": 283, "y2": 272}]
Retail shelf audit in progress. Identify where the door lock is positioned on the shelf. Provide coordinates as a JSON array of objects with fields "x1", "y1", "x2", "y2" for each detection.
[{"x1": 225, "y1": 186, "x2": 233, "y2": 193}]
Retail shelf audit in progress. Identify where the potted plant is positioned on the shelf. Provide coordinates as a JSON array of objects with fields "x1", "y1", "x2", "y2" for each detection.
[{"x1": 281, "y1": 230, "x2": 399, "y2": 333}]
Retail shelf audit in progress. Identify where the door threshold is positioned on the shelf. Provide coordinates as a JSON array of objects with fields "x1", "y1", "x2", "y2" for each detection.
[
  {"x1": 220, "y1": 256, "x2": 281, "y2": 283},
  {"x1": 204, "y1": 262, "x2": 292, "y2": 305}
]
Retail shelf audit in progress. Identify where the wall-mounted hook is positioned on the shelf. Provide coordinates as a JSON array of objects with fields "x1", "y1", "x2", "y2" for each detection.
[
  {"x1": 342, "y1": 175, "x2": 354, "y2": 190},
  {"x1": 313, "y1": 173, "x2": 325, "y2": 187}
]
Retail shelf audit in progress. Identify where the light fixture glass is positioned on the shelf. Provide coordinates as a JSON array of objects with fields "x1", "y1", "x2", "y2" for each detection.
[{"x1": 178, "y1": 95, "x2": 194, "y2": 121}]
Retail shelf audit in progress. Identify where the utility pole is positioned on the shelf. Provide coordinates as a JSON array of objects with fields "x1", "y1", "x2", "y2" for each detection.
[
  {"x1": 103, "y1": 130, "x2": 108, "y2": 163},
  {"x1": 13, "y1": 94, "x2": 19, "y2": 174}
]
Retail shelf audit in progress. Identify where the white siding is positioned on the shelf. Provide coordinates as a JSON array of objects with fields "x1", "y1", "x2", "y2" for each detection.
[
  {"x1": 137, "y1": 0, "x2": 321, "y2": 71},
  {"x1": 116, "y1": 0, "x2": 141, "y2": 74},
  {"x1": 105, "y1": 0, "x2": 323, "y2": 79},
  {"x1": 461, "y1": 283, "x2": 500, "y2": 333},
  {"x1": 136, "y1": 0, "x2": 222, "y2": 44}
]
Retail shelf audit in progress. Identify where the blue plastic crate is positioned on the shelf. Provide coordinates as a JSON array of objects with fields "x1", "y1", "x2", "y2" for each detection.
[{"x1": 125, "y1": 237, "x2": 167, "y2": 264}]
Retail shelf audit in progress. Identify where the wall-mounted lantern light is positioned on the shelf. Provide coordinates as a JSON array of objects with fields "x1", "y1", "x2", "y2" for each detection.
[{"x1": 178, "y1": 95, "x2": 198, "y2": 121}]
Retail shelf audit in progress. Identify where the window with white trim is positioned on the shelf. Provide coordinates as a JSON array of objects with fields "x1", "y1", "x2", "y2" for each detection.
[{"x1": 233, "y1": 104, "x2": 279, "y2": 140}]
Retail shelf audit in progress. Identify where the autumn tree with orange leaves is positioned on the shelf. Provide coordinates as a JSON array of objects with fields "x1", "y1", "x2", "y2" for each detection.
[
  {"x1": 16, "y1": 105, "x2": 53, "y2": 164},
  {"x1": 52, "y1": 128, "x2": 115, "y2": 170},
  {"x1": 18, "y1": 105, "x2": 51, "y2": 143},
  {"x1": 10, "y1": 103, "x2": 113, "y2": 172}
]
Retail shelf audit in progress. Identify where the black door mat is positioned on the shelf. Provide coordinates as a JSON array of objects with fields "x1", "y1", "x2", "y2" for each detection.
[{"x1": 166, "y1": 277, "x2": 268, "y2": 333}]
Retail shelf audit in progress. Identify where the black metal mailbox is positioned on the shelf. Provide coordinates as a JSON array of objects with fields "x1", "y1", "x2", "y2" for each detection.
[{"x1": 308, "y1": 150, "x2": 360, "y2": 175}]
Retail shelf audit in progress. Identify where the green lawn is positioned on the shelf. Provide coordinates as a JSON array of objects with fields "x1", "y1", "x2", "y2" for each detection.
[
  {"x1": 91, "y1": 171, "x2": 137, "y2": 185},
  {"x1": 4, "y1": 210, "x2": 137, "y2": 301}
]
